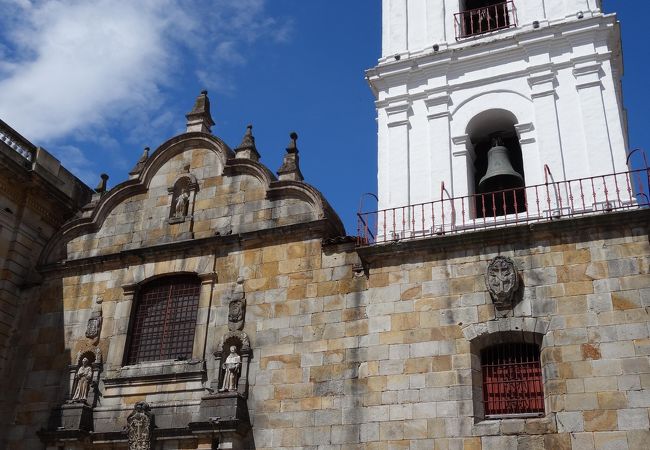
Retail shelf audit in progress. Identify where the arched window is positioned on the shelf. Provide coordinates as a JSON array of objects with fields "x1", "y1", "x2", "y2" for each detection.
[
  {"x1": 481, "y1": 342, "x2": 544, "y2": 417},
  {"x1": 125, "y1": 275, "x2": 201, "y2": 365},
  {"x1": 467, "y1": 109, "x2": 526, "y2": 218}
]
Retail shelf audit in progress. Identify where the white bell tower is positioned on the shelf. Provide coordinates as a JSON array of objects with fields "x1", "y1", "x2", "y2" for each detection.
[{"x1": 368, "y1": 0, "x2": 631, "y2": 237}]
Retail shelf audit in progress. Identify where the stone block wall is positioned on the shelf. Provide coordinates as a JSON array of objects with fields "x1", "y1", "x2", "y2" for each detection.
[
  {"x1": 4, "y1": 121, "x2": 647, "y2": 449},
  {"x1": 0, "y1": 140, "x2": 91, "y2": 448},
  {"x1": 10, "y1": 210, "x2": 647, "y2": 449},
  {"x1": 64, "y1": 145, "x2": 317, "y2": 261}
]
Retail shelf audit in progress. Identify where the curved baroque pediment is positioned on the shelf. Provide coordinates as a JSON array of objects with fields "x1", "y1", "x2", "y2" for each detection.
[{"x1": 39, "y1": 132, "x2": 344, "y2": 265}]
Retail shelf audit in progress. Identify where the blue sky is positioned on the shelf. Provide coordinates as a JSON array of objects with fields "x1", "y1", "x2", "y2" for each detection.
[{"x1": 0, "y1": 1, "x2": 647, "y2": 235}]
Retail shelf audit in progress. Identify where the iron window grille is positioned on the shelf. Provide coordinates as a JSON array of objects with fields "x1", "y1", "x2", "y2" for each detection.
[
  {"x1": 481, "y1": 342, "x2": 544, "y2": 417},
  {"x1": 455, "y1": 1, "x2": 517, "y2": 39},
  {"x1": 125, "y1": 275, "x2": 200, "y2": 365}
]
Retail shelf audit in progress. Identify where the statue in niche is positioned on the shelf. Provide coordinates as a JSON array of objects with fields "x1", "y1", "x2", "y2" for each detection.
[
  {"x1": 71, "y1": 357, "x2": 93, "y2": 402},
  {"x1": 173, "y1": 188, "x2": 190, "y2": 218},
  {"x1": 127, "y1": 401, "x2": 154, "y2": 450},
  {"x1": 219, "y1": 346, "x2": 241, "y2": 392},
  {"x1": 485, "y1": 256, "x2": 519, "y2": 309}
]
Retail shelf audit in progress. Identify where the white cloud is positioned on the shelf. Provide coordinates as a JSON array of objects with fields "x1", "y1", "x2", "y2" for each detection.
[
  {"x1": 0, "y1": 0, "x2": 291, "y2": 163},
  {"x1": 0, "y1": 0, "x2": 187, "y2": 142}
]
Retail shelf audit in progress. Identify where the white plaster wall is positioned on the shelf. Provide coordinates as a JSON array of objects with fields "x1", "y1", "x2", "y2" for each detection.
[
  {"x1": 371, "y1": 13, "x2": 629, "y2": 236},
  {"x1": 381, "y1": 0, "x2": 604, "y2": 57}
]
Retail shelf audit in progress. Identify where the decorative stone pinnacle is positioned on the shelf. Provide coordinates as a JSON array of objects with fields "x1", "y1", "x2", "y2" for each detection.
[
  {"x1": 185, "y1": 90, "x2": 215, "y2": 133},
  {"x1": 95, "y1": 173, "x2": 109, "y2": 194},
  {"x1": 277, "y1": 131, "x2": 304, "y2": 181},
  {"x1": 129, "y1": 147, "x2": 149, "y2": 176},
  {"x1": 234, "y1": 124, "x2": 260, "y2": 161},
  {"x1": 287, "y1": 132, "x2": 298, "y2": 153}
]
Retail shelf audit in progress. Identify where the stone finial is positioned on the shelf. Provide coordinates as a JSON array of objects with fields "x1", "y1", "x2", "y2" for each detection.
[
  {"x1": 95, "y1": 173, "x2": 109, "y2": 194},
  {"x1": 277, "y1": 132, "x2": 304, "y2": 181},
  {"x1": 185, "y1": 90, "x2": 215, "y2": 133},
  {"x1": 129, "y1": 147, "x2": 149, "y2": 177},
  {"x1": 234, "y1": 124, "x2": 260, "y2": 161}
]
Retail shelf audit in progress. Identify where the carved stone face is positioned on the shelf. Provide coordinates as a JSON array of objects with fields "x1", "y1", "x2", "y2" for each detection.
[
  {"x1": 485, "y1": 256, "x2": 519, "y2": 308},
  {"x1": 230, "y1": 345, "x2": 237, "y2": 354}
]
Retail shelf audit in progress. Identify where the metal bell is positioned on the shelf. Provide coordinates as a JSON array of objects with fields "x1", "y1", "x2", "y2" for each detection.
[{"x1": 478, "y1": 137, "x2": 524, "y2": 193}]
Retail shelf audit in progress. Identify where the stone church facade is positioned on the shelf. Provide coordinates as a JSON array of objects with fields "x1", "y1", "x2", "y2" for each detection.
[{"x1": 1, "y1": 1, "x2": 649, "y2": 450}]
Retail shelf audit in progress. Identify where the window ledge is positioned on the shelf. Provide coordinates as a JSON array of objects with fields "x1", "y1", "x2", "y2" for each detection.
[
  {"x1": 103, "y1": 359, "x2": 205, "y2": 387},
  {"x1": 472, "y1": 413, "x2": 556, "y2": 436}
]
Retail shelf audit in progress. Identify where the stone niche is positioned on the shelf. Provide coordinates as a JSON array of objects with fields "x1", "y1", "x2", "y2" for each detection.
[
  {"x1": 43, "y1": 348, "x2": 102, "y2": 438},
  {"x1": 197, "y1": 330, "x2": 252, "y2": 430}
]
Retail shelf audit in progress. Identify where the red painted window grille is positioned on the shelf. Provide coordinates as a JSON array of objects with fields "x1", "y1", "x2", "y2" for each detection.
[
  {"x1": 481, "y1": 342, "x2": 544, "y2": 417},
  {"x1": 125, "y1": 275, "x2": 200, "y2": 365}
]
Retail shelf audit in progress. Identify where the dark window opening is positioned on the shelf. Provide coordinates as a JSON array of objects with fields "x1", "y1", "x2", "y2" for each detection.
[
  {"x1": 125, "y1": 275, "x2": 200, "y2": 365},
  {"x1": 473, "y1": 132, "x2": 526, "y2": 218},
  {"x1": 456, "y1": 1, "x2": 516, "y2": 38},
  {"x1": 481, "y1": 342, "x2": 544, "y2": 417}
]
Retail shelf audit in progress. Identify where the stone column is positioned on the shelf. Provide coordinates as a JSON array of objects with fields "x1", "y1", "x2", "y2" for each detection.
[
  {"x1": 387, "y1": 0, "x2": 408, "y2": 55},
  {"x1": 383, "y1": 101, "x2": 411, "y2": 238},
  {"x1": 195, "y1": 272, "x2": 217, "y2": 360},
  {"x1": 105, "y1": 283, "x2": 136, "y2": 370},
  {"x1": 573, "y1": 59, "x2": 620, "y2": 209},
  {"x1": 514, "y1": 122, "x2": 548, "y2": 217},
  {"x1": 426, "y1": 93, "x2": 452, "y2": 233},
  {"x1": 573, "y1": 60, "x2": 615, "y2": 176},
  {"x1": 451, "y1": 134, "x2": 475, "y2": 226},
  {"x1": 528, "y1": 70, "x2": 565, "y2": 182}
]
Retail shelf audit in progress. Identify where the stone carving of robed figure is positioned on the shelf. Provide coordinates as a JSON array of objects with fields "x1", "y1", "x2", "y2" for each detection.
[
  {"x1": 174, "y1": 188, "x2": 190, "y2": 218},
  {"x1": 72, "y1": 357, "x2": 93, "y2": 402},
  {"x1": 219, "y1": 346, "x2": 241, "y2": 392}
]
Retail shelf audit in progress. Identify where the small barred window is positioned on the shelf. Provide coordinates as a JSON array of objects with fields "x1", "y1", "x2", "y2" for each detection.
[
  {"x1": 481, "y1": 342, "x2": 544, "y2": 417},
  {"x1": 125, "y1": 275, "x2": 200, "y2": 365}
]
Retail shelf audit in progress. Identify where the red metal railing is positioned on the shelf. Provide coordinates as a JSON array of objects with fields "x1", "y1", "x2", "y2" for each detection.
[
  {"x1": 357, "y1": 168, "x2": 650, "y2": 246},
  {"x1": 454, "y1": 1, "x2": 517, "y2": 39}
]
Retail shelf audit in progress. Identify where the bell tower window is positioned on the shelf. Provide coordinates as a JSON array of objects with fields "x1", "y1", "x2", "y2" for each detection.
[
  {"x1": 467, "y1": 109, "x2": 526, "y2": 218},
  {"x1": 456, "y1": 1, "x2": 517, "y2": 39}
]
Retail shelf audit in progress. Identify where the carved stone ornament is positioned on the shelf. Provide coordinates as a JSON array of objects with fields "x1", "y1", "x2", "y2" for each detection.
[
  {"x1": 228, "y1": 277, "x2": 246, "y2": 331},
  {"x1": 218, "y1": 330, "x2": 251, "y2": 354},
  {"x1": 486, "y1": 256, "x2": 519, "y2": 308},
  {"x1": 85, "y1": 296, "x2": 103, "y2": 339},
  {"x1": 127, "y1": 401, "x2": 154, "y2": 450}
]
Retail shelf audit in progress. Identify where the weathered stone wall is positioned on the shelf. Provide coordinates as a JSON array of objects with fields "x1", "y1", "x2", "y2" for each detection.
[
  {"x1": 0, "y1": 138, "x2": 91, "y2": 447},
  {"x1": 65, "y1": 143, "x2": 319, "y2": 261},
  {"x1": 346, "y1": 213, "x2": 649, "y2": 450},
  {"x1": 5, "y1": 122, "x2": 648, "y2": 449},
  {"x1": 10, "y1": 207, "x2": 649, "y2": 449}
]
